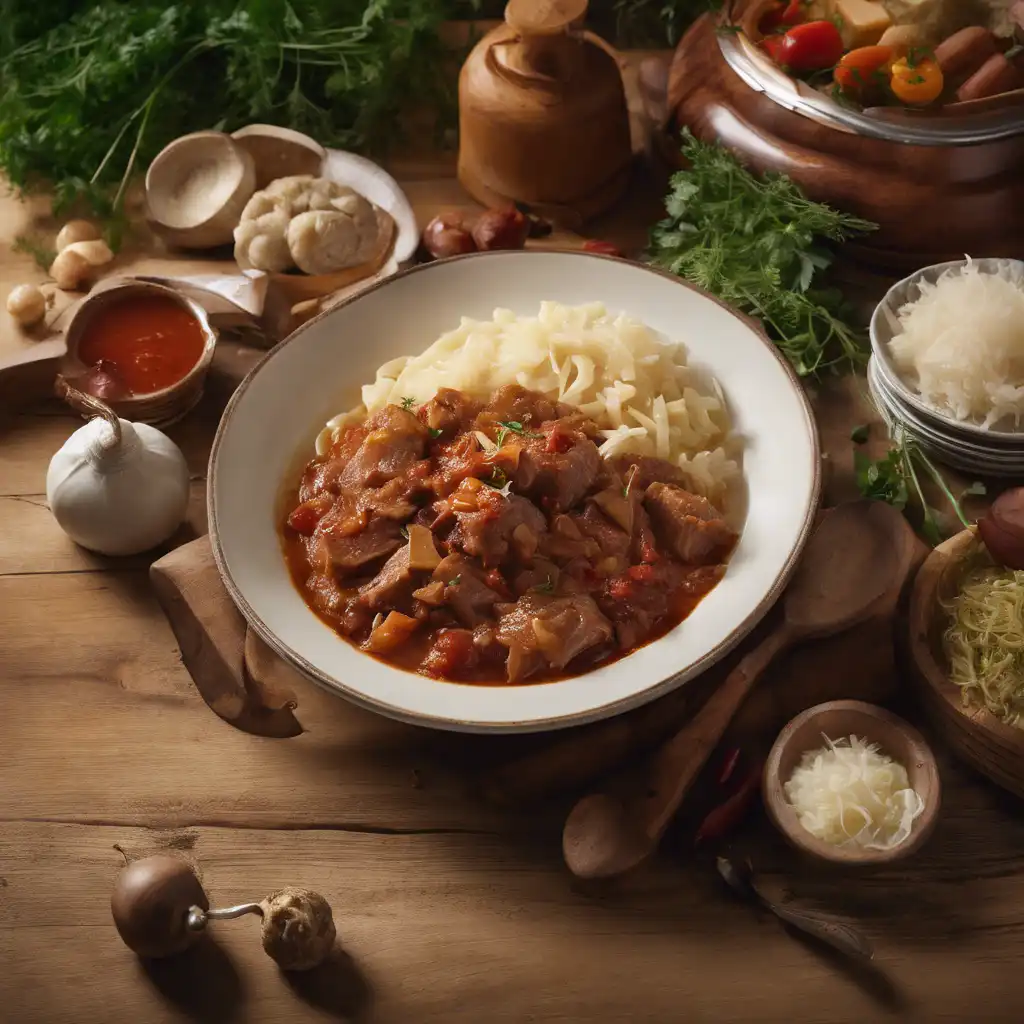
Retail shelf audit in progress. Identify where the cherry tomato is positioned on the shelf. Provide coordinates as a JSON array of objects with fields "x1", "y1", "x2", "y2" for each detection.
[
  {"x1": 890, "y1": 55, "x2": 944, "y2": 105},
  {"x1": 761, "y1": 34, "x2": 787, "y2": 62},
  {"x1": 834, "y1": 45, "x2": 895, "y2": 97},
  {"x1": 760, "y1": 0, "x2": 806, "y2": 33},
  {"x1": 778, "y1": 20, "x2": 845, "y2": 72}
]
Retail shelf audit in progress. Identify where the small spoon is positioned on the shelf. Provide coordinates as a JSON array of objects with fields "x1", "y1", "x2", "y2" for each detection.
[
  {"x1": 716, "y1": 856, "x2": 874, "y2": 961},
  {"x1": 563, "y1": 500, "x2": 910, "y2": 880}
]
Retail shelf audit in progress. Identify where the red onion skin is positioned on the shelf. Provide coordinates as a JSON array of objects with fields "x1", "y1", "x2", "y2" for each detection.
[
  {"x1": 978, "y1": 488, "x2": 1024, "y2": 570},
  {"x1": 422, "y1": 215, "x2": 477, "y2": 260},
  {"x1": 472, "y1": 208, "x2": 529, "y2": 251}
]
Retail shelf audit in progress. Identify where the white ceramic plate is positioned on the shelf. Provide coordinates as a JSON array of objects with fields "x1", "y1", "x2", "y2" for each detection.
[{"x1": 209, "y1": 251, "x2": 820, "y2": 733}]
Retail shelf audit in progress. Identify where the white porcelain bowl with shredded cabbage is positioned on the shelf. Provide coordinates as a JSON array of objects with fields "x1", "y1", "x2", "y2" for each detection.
[
  {"x1": 870, "y1": 258, "x2": 1024, "y2": 442},
  {"x1": 209, "y1": 251, "x2": 820, "y2": 733}
]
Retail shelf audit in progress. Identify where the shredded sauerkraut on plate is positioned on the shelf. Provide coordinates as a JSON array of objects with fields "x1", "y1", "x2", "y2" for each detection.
[{"x1": 315, "y1": 302, "x2": 741, "y2": 505}]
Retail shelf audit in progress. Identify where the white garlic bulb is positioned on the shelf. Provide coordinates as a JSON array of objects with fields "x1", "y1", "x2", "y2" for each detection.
[{"x1": 46, "y1": 382, "x2": 190, "y2": 556}]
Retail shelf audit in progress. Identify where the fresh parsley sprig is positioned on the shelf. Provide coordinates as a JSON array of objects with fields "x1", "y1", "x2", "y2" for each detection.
[{"x1": 648, "y1": 131, "x2": 877, "y2": 376}]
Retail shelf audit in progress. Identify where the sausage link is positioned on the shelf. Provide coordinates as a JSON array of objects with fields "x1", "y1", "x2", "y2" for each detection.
[
  {"x1": 957, "y1": 54, "x2": 1024, "y2": 102},
  {"x1": 933, "y1": 27, "x2": 998, "y2": 81}
]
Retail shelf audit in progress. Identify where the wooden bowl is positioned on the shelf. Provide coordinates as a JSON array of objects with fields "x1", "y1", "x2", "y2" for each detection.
[
  {"x1": 908, "y1": 528, "x2": 1024, "y2": 799},
  {"x1": 764, "y1": 700, "x2": 941, "y2": 867},
  {"x1": 146, "y1": 131, "x2": 257, "y2": 250},
  {"x1": 663, "y1": 15, "x2": 1024, "y2": 272},
  {"x1": 61, "y1": 280, "x2": 218, "y2": 429}
]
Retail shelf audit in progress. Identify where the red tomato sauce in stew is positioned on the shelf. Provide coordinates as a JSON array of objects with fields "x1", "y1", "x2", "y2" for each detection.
[
  {"x1": 280, "y1": 384, "x2": 737, "y2": 686},
  {"x1": 76, "y1": 293, "x2": 206, "y2": 396}
]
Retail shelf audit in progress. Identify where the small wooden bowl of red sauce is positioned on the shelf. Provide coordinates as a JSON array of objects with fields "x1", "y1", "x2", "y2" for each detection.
[{"x1": 62, "y1": 280, "x2": 217, "y2": 427}]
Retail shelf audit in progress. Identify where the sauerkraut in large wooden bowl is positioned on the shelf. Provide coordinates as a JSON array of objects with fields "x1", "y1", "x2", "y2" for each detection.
[{"x1": 209, "y1": 251, "x2": 820, "y2": 733}]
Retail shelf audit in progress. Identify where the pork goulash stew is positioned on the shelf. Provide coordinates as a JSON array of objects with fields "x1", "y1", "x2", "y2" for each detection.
[{"x1": 282, "y1": 384, "x2": 738, "y2": 684}]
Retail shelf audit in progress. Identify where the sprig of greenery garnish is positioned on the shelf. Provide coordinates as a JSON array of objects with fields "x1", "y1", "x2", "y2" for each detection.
[
  {"x1": 648, "y1": 131, "x2": 877, "y2": 376},
  {"x1": 494, "y1": 420, "x2": 542, "y2": 448},
  {"x1": 534, "y1": 575, "x2": 555, "y2": 594},
  {"x1": 400, "y1": 396, "x2": 416, "y2": 410},
  {"x1": 0, "y1": 0, "x2": 463, "y2": 220},
  {"x1": 854, "y1": 428, "x2": 977, "y2": 546}
]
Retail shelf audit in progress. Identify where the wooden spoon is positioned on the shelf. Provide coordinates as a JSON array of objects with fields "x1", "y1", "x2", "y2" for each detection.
[{"x1": 562, "y1": 500, "x2": 910, "y2": 880}]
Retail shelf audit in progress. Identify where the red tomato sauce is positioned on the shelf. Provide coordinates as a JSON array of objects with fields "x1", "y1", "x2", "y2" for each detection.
[{"x1": 77, "y1": 294, "x2": 206, "y2": 396}]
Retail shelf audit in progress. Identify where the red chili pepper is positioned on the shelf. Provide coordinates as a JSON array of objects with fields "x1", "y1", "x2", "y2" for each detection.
[
  {"x1": 694, "y1": 763, "x2": 763, "y2": 847},
  {"x1": 718, "y1": 747, "x2": 742, "y2": 786},
  {"x1": 778, "y1": 20, "x2": 845, "y2": 72},
  {"x1": 582, "y1": 239, "x2": 623, "y2": 257}
]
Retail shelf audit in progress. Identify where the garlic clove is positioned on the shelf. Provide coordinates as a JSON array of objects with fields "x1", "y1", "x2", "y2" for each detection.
[
  {"x1": 56, "y1": 219, "x2": 101, "y2": 253},
  {"x1": 47, "y1": 380, "x2": 191, "y2": 556},
  {"x1": 6, "y1": 283, "x2": 47, "y2": 326},
  {"x1": 64, "y1": 239, "x2": 114, "y2": 267},
  {"x1": 50, "y1": 248, "x2": 95, "y2": 291}
]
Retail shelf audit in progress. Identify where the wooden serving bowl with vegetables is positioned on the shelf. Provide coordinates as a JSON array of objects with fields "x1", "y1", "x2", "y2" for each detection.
[
  {"x1": 908, "y1": 490, "x2": 1024, "y2": 799},
  {"x1": 663, "y1": 5, "x2": 1024, "y2": 271}
]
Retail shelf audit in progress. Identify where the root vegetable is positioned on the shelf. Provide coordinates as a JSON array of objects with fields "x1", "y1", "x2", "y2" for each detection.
[
  {"x1": 55, "y1": 219, "x2": 100, "y2": 252},
  {"x1": 978, "y1": 488, "x2": 1024, "y2": 570},
  {"x1": 49, "y1": 248, "x2": 94, "y2": 291},
  {"x1": 472, "y1": 207, "x2": 529, "y2": 251},
  {"x1": 422, "y1": 213, "x2": 477, "y2": 259},
  {"x1": 111, "y1": 854, "x2": 209, "y2": 959},
  {"x1": 6, "y1": 283, "x2": 47, "y2": 326},
  {"x1": 64, "y1": 239, "x2": 114, "y2": 266}
]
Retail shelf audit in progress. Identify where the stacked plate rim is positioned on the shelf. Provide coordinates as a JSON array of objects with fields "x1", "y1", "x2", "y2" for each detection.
[{"x1": 868, "y1": 258, "x2": 1024, "y2": 480}]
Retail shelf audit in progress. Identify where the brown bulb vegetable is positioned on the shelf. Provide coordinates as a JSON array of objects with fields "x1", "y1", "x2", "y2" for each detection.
[
  {"x1": 978, "y1": 488, "x2": 1024, "y2": 570},
  {"x1": 111, "y1": 853, "x2": 336, "y2": 971},
  {"x1": 111, "y1": 855, "x2": 209, "y2": 959},
  {"x1": 472, "y1": 207, "x2": 529, "y2": 251},
  {"x1": 422, "y1": 214, "x2": 477, "y2": 259}
]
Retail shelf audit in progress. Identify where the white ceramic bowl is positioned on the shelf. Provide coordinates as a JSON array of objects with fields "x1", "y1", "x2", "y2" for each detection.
[
  {"x1": 209, "y1": 251, "x2": 820, "y2": 733},
  {"x1": 869, "y1": 257, "x2": 1024, "y2": 443}
]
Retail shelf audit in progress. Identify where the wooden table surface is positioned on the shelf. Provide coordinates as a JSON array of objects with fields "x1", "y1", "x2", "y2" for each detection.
[{"x1": 4, "y1": 56, "x2": 1024, "y2": 1024}]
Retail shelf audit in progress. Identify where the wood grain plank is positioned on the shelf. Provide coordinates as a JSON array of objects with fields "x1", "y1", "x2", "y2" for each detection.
[
  {"x1": 0, "y1": 569, "x2": 531, "y2": 833},
  {"x1": 3, "y1": 821, "x2": 1024, "y2": 1024},
  {"x1": 0, "y1": 484, "x2": 206, "y2": 576}
]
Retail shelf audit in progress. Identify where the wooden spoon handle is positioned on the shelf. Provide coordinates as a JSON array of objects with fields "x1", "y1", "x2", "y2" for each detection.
[
  {"x1": 636, "y1": 625, "x2": 796, "y2": 842},
  {"x1": 761, "y1": 898, "x2": 874, "y2": 961}
]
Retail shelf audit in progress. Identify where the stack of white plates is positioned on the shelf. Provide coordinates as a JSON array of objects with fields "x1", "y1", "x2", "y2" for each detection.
[{"x1": 868, "y1": 258, "x2": 1024, "y2": 480}]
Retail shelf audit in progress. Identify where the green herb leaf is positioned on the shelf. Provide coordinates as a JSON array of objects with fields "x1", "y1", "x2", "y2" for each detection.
[
  {"x1": 448, "y1": 574, "x2": 461, "y2": 586},
  {"x1": 400, "y1": 525, "x2": 410, "y2": 540},
  {"x1": 534, "y1": 575, "x2": 555, "y2": 594},
  {"x1": 400, "y1": 396, "x2": 416, "y2": 410},
  {"x1": 429, "y1": 427, "x2": 443, "y2": 438},
  {"x1": 648, "y1": 131, "x2": 876, "y2": 377}
]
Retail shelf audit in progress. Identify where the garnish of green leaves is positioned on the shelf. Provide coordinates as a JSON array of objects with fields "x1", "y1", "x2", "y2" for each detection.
[
  {"x1": 622, "y1": 466, "x2": 638, "y2": 498},
  {"x1": 853, "y1": 429, "x2": 977, "y2": 547},
  {"x1": 648, "y1": 131, "x2": 877, "y2": 376},
  {"x1": 400, "y1": 396, "x2": 416, "y2": 410},
  {"x1": 0, "y1": 0, "x2": 463, "y2": 222},
  {"x1": 400, "y1": 525, "x2": 410, "y2": 540},
  {"x1": 494, "y1": 420, "x2": 541, "y2": 448},
  {"x1": 534, "y1": 575, "x2": 555, "y2": 594},
  {"x1": 429, "y1": 427, "x2": 443, "y2": 438},
  {"x1": 448, "y1": 575, "x2": 462, "y2": 586}
]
